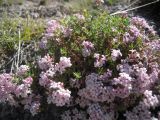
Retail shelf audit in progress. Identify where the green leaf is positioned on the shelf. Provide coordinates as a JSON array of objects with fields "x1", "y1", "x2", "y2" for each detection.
[{"x1": 73, "y1": 72, "x2": 82, "y2": 79}]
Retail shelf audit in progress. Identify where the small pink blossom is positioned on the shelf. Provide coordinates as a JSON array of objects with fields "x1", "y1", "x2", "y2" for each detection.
[
  {"x1": 38, "y1": 54, "x2": 53, "y2": 70},
  {"x1": 82, "y1": 48, "x2": 92, "y2": 57},
  {"x1": 129, "y1": 25, "x2": 141, "y2": 38},
  {"x1": 17, "y1": 65, "x2": 29, "y2": 75},
  {"x1": 113, "y1": 72, "x2": 132, "y2": 91},
  {"x1": 55, "y1": 57, "x2": 72, "y2": 74},
  {"x1": 39, "y1": 72, "x2": 52, "y2": 87},
  {"x1": 82, "y1": 41, "x2": 94, "y2": 50},
  {"x1": 45, "y1": 20, "x2": 62, "y2": 37},
  {"x1": 111, "y1": 49, "x2": 122, "y2": 61},
  {"x1": 23, "y1": 76, "x2": 33, "y2": 86},
  {"x1": 143, "y1": 90, "x2": 159, "y2": 108},
  {"x1": 39, "y1": 37, "x2": 48, "y2": 49},
  {"x1": 82, "y1": 41, "x2": 94, "y2": 57},
  {"x1": 94, "y1": 53, "x2": 106, "y2": 67},
  {"x1": 47, "y1": 88, "x2": 71, "y2": 106}
]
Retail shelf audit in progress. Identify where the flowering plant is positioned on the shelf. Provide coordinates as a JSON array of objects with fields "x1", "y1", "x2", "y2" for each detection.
[{"x1": 0, "y1": 11, "x2": 160, "y2": 119}]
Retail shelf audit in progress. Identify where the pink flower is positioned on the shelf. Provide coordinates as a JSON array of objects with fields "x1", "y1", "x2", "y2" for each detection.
[
  {"x1": 55, "y1": 57, "x2": 72, "y2": 74},
  {"x1": 82, "y1": 48, "x2": 92, "y2": 57},
  {"x1": 46, "y1": 66, "x2": 56, "y2": 77},
  {"x1": 113, "y1": 72, "x2": 132, "y2": 90},
  {"x1": 99, "y1": 69, "x2": 112, "y2": 81},
  {"x1": 123, "y1": 25, "x2": 140, "y2": 43},
  {"x1": 94, "y1": 53, "x2": 106, "y2": 67},
  {"x1": 123, "y1": 32, "x2": 134, "y2": 43},
  {"x1": 23, "y1": 76, "x2": 33, "y2": 86},
  {"x1": 129, "y1": 25, "x2": 141, "y2": 38},
  {"x1": 82, "y1": 41, "x2": 94, "y2": 57},
  {"x1": 78, "y1": 73, "x2": 114, "y2": 102},
  {"x1": 113, "y1": 87, "x2": 130, "y2": 98},
  {"x1": 23, "y1": 94, "x2": 41, "y2": 116},
  {"x1": 131, "y1": 17, "x2": 156, "y2": 35},
  {"x1": 39, "y1": 37, "x2": 48, "y2": 49},
  {"x1": 133, "y1": 67, "x2": 150, "y2": 93},
  {"x1": 143, "y1": 90, "x2": 159, "y2": 108},
  {"x1": 45, "y1": 20, "x2": 62, "y2": 37},
  {"x1": 39, "y1": 72, "x2": 52, "y2": 87},
  {"x1": 82, "y1": 41, "x2": 94, "y2": 50},
  {"x1": 47, "y1": 88, "x2": 71, "y2": 106},
  {"x1": 17, "y1": 65, "x2": 29, "y2": 75},
  {"x1": 29, "y1": 101, "x2": 40, "y2": 116},
  {"x1": 49, "y1": 81, "x2": 64, "y2": 90},
  {"x1": 0, "y1": 74, "x2": 16, "y2": 104},
  {"x1": 131, "y1": 17, "x2": 150, "y2": 28},
  {"x1": 15, "y1": 84, "x2": 31, "y2": 98},
  {"x1": 125, "y1": 103, "x2": 152, "y2": 120},
  {"x1": 62, "y1": 28, "x2": 72, "y2": 37},
  {"x1": 87, "y1": 103, "x2": 107, "y2": 120},
  {"x1": 38, "y1": 54, "x2": 53, "y2": 70},
  {"x1": 111, "y1": 49, "x2": 122, "y2": 61}
]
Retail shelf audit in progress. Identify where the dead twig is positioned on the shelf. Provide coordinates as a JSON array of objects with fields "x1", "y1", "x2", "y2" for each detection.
[
  {"x1": 120, "y1": 0, "x2": 139, "y2": 12},
  {"x1": 110, "y1": 0, "x2": 160, "y2": 15},
  {"x1": 16, "y1": 27, "x2": 21, "y2": 71}
]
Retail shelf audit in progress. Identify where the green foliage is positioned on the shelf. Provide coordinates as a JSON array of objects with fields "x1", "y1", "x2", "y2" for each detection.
[
  {"x1": 0, "y1": 14, "x2": 45, "y2": 66},
  {"x1": 0, "y1": 16, "x2": 45, "y2": 42},
  {"x1": 73, "y1": 72, "x2": 82, "y2": 79},
  {"x1": 44, "y1": 11, "x2": 137, "y2": 79},
  {"x1": 60, "y1": 11, "x2": 130, "y2": 55},
  {"x1": 106, "y1": 0, "x2": 117, "y2": 5}
]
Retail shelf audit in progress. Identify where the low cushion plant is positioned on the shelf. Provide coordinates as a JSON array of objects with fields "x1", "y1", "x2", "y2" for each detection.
[{"x1": 0, "y1": 10, "x2": 160, "y2": 119}]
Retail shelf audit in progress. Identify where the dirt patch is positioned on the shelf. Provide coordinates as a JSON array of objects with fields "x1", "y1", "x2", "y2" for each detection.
[{"x1": 0, "y1": 0, "x2": 68, "y2": 18}]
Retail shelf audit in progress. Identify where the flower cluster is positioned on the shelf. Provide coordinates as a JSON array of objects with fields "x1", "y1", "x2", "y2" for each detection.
[
  {"x1": 47, "y1": 82, "x2": 71, "y2": 106},
  {"x1": 55, "y1": 57, "x2": 72, "y2": 74},
  {"x1": 61, "y1": 108, "x2": 87, "y2": 120},
  {"x1": 113, "y1": 73, "x2": 132, "y2": 88},
  {"x1": 78, "y1": 73, "x2": 115, "y2": 102},
  {"x1": 38, "y1": 54, "x2": 53, "y2": 70},
  {"x1": 15, "y1": 76, "x2": 33, "y2": 98},
  {"x1": 38, "y1": 55, "x2": 72, "y2": 107},
  {"x1": 129, "y1": 25, "x2": 141, "y2": 38},
  {"x1": 45, "y1": 20, "x2": 62, "y2": 38},
  {"x1": 131, "y1": 16, "x2": 156, "y2": 35},
  {"x1": 111, "y1": 49, "x2": 122, "y2": 61},
  {"x1": 17, "y1": 65, "x2": 29, "y2": 75},
  {"x1": 22, "y1": 94, "x2": 41, "y2": 116},
  {"x1": 99, "y1": 69, "x2": 112, "y2": 81},
  {"x1": 0, "y1": 74, "x2": 16, "y2": 104},
  {"x1": 143, "y1": 90, "x2": 159, "y2": 108},
  {"x1": 87, "y1": 103, "x2": 107, "y2": 120},
  {"x1": 0, "y1": 73, "x2": 40, "y2": 116},
  {"x1": 94, "y1": 53, "x2": 106, "y2": 67},
  {"x1": 82, "y1": 41, "x2": 94, "y2": 57},
  {"x1": 123, "y1": 25, "x2": 140, "y2": 43},
  {"x1": 128, "y1": 50, "x2": 140, "y2": 63},
  {"x1": 125, "y1": 103, "x2": 152, "y2": 120},
  {"x1": 39, "y1": 55, "x2": 72, "y2": 77},
  {"x1": 39, "y1": 37, "x2": 48, "y2": 49}
]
